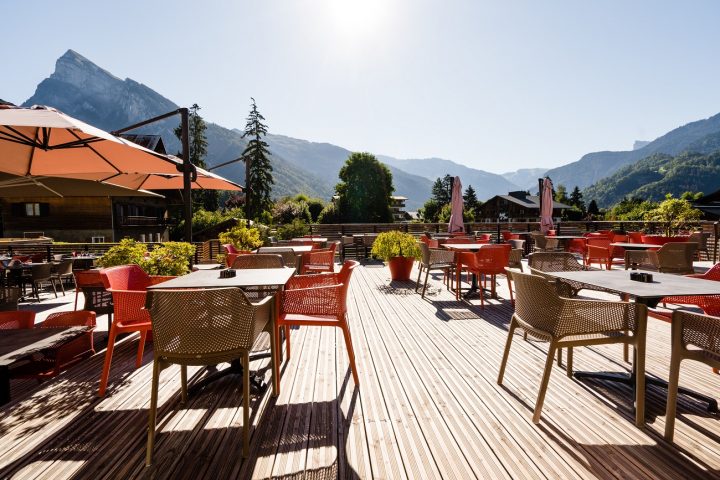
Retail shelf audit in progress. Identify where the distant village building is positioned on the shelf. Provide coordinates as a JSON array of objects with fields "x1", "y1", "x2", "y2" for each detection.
[
  {"x1": 477, "y1": 191, "x2": 572, "y2": 222},
  {"x1": 0, "y1": 134, "x2": 172, "y2": 242},
  {"x1": 693, "y1": 189, "x2": 720, "y2": 219},
  {"x1": 390, "y1": 196, "x2": 410, "y2": 222}
]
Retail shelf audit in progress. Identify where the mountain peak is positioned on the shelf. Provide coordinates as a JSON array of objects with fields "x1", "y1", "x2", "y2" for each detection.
[{"x1": 50, "y1": 49, "x2": 122, "y2": 95}]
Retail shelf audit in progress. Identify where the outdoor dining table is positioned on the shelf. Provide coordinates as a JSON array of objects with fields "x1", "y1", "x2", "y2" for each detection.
[
  {"x1": 543, "y1": 269, "x2": 720, "y2": 414},
  {"x1": 148, "y1": 267, "x2": 295, "y2": 392},
  {"x1": 261, "y1": 245, "x2": 313, "y2": 254},
  {"x1": 443, "y1": 243, "x2": 497, "y2": 299},
  {"x1": 0, "y1": 326, "x2": 91, "y2": 404}
]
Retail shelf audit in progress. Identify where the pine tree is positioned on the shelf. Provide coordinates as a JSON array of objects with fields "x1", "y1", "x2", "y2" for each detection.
[
  {"x1": 242, "y1": 98, "x2": 274, "y2": 220},
  {"x1": 554, "y1": 184, "x2": 569, "y2": 204},
  {"x1": 569, "y1": 186, "x2": 585, "y2": 213},
  {"x1": 587, "y1": 199, "x2": 600, "y2": 216},
  {"x1": 431, "y1": 178, "x2": 448, "y2": 204},
  {"x1": 174, "y1": 104, "x2": 218, "y2": 211}
]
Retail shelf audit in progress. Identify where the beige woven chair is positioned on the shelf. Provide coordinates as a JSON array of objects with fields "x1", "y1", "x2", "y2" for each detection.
[
  {"x1": 257, "y1": 247, "x2": 298, "y2": 271},
  {"x1": 508, "y1": 248, "x2": 523, "y2": 272},
  {"x1": 527, "y1": 252, "x2": 619, "y2": 298},
  {"x1": 415, "y1": 241, "x2": 455, "y2": 298},
  {"x1": 665, "y1": 310, "x2": 720, "y2": 441},
  {"x1": 688, "y1": 231, "x2": 710, "y2": 260},
  {"x1": 498, "y1": 270, "x2": 647, "y2": 426},
  {"x1": 624, "y1": 242, "x2": 697, "y2": 274},
  {"x1": 530, "y1": 232, "x2": 560, "y2": 252},
  {"x1": 145, "y1": 288, "x2": 276, "y2": 465}
]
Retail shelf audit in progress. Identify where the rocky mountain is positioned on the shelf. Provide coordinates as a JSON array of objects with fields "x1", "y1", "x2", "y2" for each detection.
[
  {"x1": 21, "y1": 50, "x2": 529, "y2": 210},
  {"x1": 500, "y1": 168, "x2": 547, "y2": 192},
  {"x1": 377, "y1": 156, "x2": 520, "y2": 200},
  {"x1": 545, "y1": 112, "x2": 720, "y2": 190},
  {"x1": 583, "y1": 148, "x2": 720, "y2": 207}
]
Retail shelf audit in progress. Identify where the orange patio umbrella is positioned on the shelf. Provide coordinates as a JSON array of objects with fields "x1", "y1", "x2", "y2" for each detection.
[{"x1": 0, "y1": 105, "x2": 180, "y2": 180}]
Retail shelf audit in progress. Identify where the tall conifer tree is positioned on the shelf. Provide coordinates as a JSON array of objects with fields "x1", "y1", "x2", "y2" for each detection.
[{"x1": 242, "y1": 98, "x2": 274, "y2": 220}]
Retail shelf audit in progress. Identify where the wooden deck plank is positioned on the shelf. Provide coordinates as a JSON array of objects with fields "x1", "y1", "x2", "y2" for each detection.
[{"x1": 0, "y1": 264, "x2": 718, "y2": 479}]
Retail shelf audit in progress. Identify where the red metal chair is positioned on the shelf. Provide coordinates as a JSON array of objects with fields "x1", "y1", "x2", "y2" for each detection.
[
  {"x1": 455, "y1": 244, "x2": 512, "y2": 307},
  {"x1": 501, "y1": 231, "x2": 520, "y2": 241},
  {"x1": 98, "y1": 265, "x2": 174, "y2": 396},
  {"x1": 662, "y1": 263, "x2": 720, "y2": 316},
  {"x1": 0, "y1": 311, "x2": 35, "y2": 329},
  {"x1": 276, "y1": 260, "x2": 360, "y2": 389},
  {"x1": 476, "y1": 233, "x2": 492, "y2": 242},
  {"x1": 13, "y1": 311, "x2": 96, "y2": 379},
  {"x1": 300, "y1": 243, "x2": 337, "y2": 274},
  {"x1": 566, "y1": 238, "x2": 587, "y2": 262},
  {"x1": 627, "y1": 231, "x2": 643, "y2": 243},
  {"x1": 585, "y1": 238, "x2": 612, "y2": 270}
]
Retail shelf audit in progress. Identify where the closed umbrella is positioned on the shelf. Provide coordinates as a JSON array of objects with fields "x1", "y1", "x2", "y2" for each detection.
[
  {"x1": 0, "y1": 105, "x2": 179, "y2": 179},
  {"x1": 448, "y1": 176, "x2": 464, "y2": 234},
  {"x1": 540, "y1": 177, "x2": 554, "y2": 234}
]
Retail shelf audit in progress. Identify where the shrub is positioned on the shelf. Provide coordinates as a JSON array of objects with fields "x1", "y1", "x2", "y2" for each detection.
[
  {"x1": 276, "y1": 219, "x2": 310, "y2": 240},
  {"x1": 96, "y1": 238, "x2": 146, "y2": 268},
  {"x1": 317, "y1": 203, "x2": 341, "y2": 224},
  {"x1": 370, "y1": 231, "x2": 421, "y2": 261},
  {"x1": 142, "y1": 242, "x2": 195, "y2": 276},
  {"x1": 218, "y1": 222, "x2": 264, "y2": 251},
  {"x1": 272, "y1": 198, "x2": 311, "y2": 225},
  {"x1": 306, "y1": 199, "x2": 326, "y2": 222}
]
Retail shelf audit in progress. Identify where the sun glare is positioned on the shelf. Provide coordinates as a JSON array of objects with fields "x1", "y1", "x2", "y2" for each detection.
[{"x1": 326, "y1": 0, "x2": 390, "y2": 40}]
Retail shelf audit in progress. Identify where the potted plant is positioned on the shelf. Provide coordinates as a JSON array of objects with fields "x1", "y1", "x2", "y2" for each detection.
[
  {"x1": 97, "y1": 239, "x2": 195, "y2": 276},
  {"x1": 370, "y1": 231, "x2": 421, "y2": 281}
]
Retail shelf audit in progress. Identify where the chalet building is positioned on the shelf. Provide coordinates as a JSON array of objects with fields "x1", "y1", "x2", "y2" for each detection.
[
  {"x1": 390, "y1": 196, "x2": 410, "y2": 222},
  {"x1": 0, "y1": 134, "x2": 172, "y2": 243},
  {"x1": 477, "y1": 191, "x2": 572, "y2": 222},
  {"x1": 693, "y1": 190, "x2": 720, "y2": 219}
]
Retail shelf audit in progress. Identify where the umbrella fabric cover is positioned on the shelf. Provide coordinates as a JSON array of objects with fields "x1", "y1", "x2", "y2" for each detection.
[
  {"x1": 540, "y1": 177, "x2": 554, "y2": 234},
  {"x1": 102, "y1": 157, "x2": 242, "y2": 191},
  {"x1": 0, "y1": 173, "x2": 162, "y2": 198},
  {"x1": 0, "y1": 106, "x2": 179, "y2": 179},
  {"x1": 448, "y1": 176, "x2": 464, "y2": 233}
]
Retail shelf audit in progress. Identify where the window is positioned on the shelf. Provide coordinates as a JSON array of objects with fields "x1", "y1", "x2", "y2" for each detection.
[
  {"x1": 91, "y1": 236, "x2": 105, "y2": 243},
  {"x1": 11, "y1": 203, "x2": 49, "y2": 217}
]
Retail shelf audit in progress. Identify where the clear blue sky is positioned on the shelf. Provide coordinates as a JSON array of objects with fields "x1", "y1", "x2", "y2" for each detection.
[{"x1": 3, "y1": 0, "x2": 720, "y2": 173}]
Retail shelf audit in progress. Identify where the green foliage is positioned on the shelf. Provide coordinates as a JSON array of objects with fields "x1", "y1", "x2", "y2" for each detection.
[
  {"x1": 437, "y1": 203, "x2": 453, "y2": 223},
  {"x1": 97, "y1": 239, "x2": 194, "y2": 276},
  {"x1": 317, "y1": 202, "x2": 341, "y2": 224},
  {"x1": 272, "y1": 197, "x2": 312, "y2": 225},
  {"x1": 171, "y1": 207, "x2": 244, "y2": 238},
  {"x1": 419, "y1": 199, "x2": 443, "y2": 223},
  {"x1": 218, "y1": 222, "x2": 264, "y2": 251},
  {"x1": 643, "y1": 194, "x2": 703, "y2": 236},
  {"x1": 242, "y1": 97, "x2": 274, "y2": 220},
  {"x1": 306, "y1": 198, "x2": 326, "y2": 222},
  {"x1": 569, "y1": 186, "x2": 585, "y2": 212},
  {"x1": 463, "y1": 185, "x2": 482, "y2": 220},
  {"x1": 276, "y1": 219, "x2": 310, "y2": 240},
  {"x1": 431, "y1": 175, "x2": 453, "y2": 204},
  {"x1": 554, "y1": 184, "x2": 569, "y2": 204},
  {"x1": 142, "y1": 242, "x2": 196, "y2": 276},
  {"x1": 584, "y1": 151, "x2": 720, "y2": 207},
  {"x1": 335, "y1": 152, "x2": 394, "y2": 222},
  {"x1": 605, "y1": 196, "x2": 657, "y2": 221},
  {"x1": 96, "y1": 238, "x2": 146, "y2": 268},
  {"x1": 587, "y1": 199, "x2": 600, "y2": 216},
  {"x1": 370, "y1": 231, "x2": 421, "y2": 261}
]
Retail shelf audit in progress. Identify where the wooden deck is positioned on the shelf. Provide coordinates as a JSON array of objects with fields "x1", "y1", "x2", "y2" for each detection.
[{"x1": 1, "y1": 263, "x2": 719, "y2": 479}]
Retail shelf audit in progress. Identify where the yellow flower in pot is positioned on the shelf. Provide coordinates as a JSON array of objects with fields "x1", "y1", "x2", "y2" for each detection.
[{"x1": 370, "y1": 231, "x2": 421, "y2": 281}]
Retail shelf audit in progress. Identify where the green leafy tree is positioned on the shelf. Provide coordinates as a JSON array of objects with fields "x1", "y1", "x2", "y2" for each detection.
[
  {"x1": 174, "y1": 104, "x2": 218, "y2": 211},
  {"x1": 569, "y1": 186, "x2": 585, "y2": 213},
  {"x1": 644, "y1": 194, "x2": 703, "y2": 235},
  {"x1": 276, "y1": 218, "x2": 310, "y2": 240},
  {"x1": 554, "y1": 184, "x2": 569, "y2": 204},
  {"x1": 463, "y1": 185, "x2": 482, "y2": 218},
  {"x1": 317, "y1": 202, "x2": 341, "y2": 224},
  {"x1": 306, "y1": 198, "x2": 326, "y2": 222},
  {"x1": 242, "y1": 97, "x2": 274, "y2": 220},
  {"x1": 272, "y1": 197, "x2": 312, "y2": 224},
  {"x1": 335, "y1": 152, "x2": 394, "y2": 222},
  {"x1": 419, "y1": 198, "x2": 442, "y2": 223},
  {"x1": 605, "y1": 196, "x2": 656, "y2": 221},
  {"x1": 431, "y1": 175, "x2": 453, "y2": 204}
]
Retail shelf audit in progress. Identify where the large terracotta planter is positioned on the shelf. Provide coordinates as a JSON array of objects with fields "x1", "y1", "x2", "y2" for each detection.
[{"x1": 388, "y1": 256, "x2": 415, "y2": 281}]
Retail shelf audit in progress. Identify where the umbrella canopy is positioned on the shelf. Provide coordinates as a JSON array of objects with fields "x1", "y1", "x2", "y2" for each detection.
[
  {"x1": 0, "y1": 173, "x2": 162, "y2": 198},
  {"x1": 101, "y1": 156, "x2": 242, "y2": 191},
  {"x1": 448, "y1": 176, "x2": 464, "y2": 233},
  {"x1": 540, "y1": 177, "x2": 554, "y2": 234},
  {"x1": 0, "y1": 105, "x2": 180, "y2": 179}
]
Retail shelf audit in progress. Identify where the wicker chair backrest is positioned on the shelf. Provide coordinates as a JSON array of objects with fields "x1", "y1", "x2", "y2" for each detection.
[
  {"x1": 658, "y1": 243, "x2": 696, "y2": 274},
  {"x1": 528, "y1": 252, "x2": 583, "y2": 272},
  {"x1": 232, "y1": 254, "x2": 284, "y2": 269}
]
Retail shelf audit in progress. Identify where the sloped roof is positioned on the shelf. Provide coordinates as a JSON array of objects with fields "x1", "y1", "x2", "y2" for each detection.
[
  {"x1": 119, "y1": 134, "x2": 167, "y2": 154},
  {"x1": 496, "y1": 192, "x2": 573, "y2": 210}
]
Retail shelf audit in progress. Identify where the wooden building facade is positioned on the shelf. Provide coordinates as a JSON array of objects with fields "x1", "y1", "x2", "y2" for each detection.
[{"x1": 477, "y1": 191, "x2": 572, "y2": 223}]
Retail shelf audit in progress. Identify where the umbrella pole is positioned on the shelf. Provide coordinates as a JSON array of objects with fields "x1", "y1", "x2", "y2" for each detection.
[{"x1": 180, "y1": 108, "x2": 192, "y2": 244}]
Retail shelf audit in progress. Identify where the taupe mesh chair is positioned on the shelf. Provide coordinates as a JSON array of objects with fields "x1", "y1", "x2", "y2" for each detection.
[
  {"x1": 624, "y1": 242, "x2": 697, "y2": 274},
  {"x1": 257, "y1": 247, "x2": 298, "y2": 271},
  {"x1": 527, "y1": 252, "x2": 618, "y2": 298},
  {"x1": 415, "y1": 242, "x2": 455, "y2": 298},
  {"x1": 530, "y1": 232, "x2": 560, "y2": 252},
  {"x1": 145, "y1": 288, "x2": 276, "y2": 465},
  {"x1": 665, "y1": 310, "x2": 720, "y2": 441},
  {"x1": 51, "y1": 259, "x2": 74, "y2": 295},
  {"x1": 498, "y1": 270, "x2": 647, "y2": 426},
  {"x1": 508, "y1": 248, "x2": 523, "y2": 272},
  {"x1": 688, "y1": 231, "x2": 710, "y2": 260},
  {"x1": 0, "y1": 287, "x2": 20, "y2": 311},
  {"x1": 340, "y1": 236, "x2": 357, "y2": 260}
]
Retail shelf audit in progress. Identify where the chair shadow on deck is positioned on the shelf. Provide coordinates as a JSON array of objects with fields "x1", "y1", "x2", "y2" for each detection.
[{"x1": 0, "y1": 351, "x2": 363, "y2": 480}]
